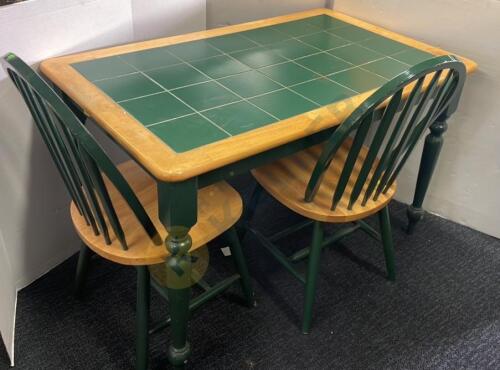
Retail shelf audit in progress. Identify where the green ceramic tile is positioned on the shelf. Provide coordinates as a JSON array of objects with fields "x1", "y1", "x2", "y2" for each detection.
[
  {"x1": 362, "y1": 58, "x2": 410, "y2": 79},
  {"x1": 72, "y1": 56, "x2": 136, "y2": 81},
  {"x1": 172, "y1": 81, "x2": 240, "y2": 111},
  {"x1": 359, "y1": 36, "x2": 410, "y2": 55},
  {"x1": 270, "y1": 20, "x2": 320, "y2": 37},
  {"x1": 303, "y1": 15, "x2": 351, "y2": 30},
  {"x1": 329, "y1": 44, "x2": 383, "y2": 65},
  {"x1": 249, "y1": 89, "x2": 318, "y2": 120},
  {"x1": 259, "y1": 62, "x2": 318, "y2": 86},
  {"x1": 298, "y1": 32, "x2": 350, "y2": 51},
  {"x1": 120, "y1": 92, "x2": 193, "y2": 125},
  {"x1": 230, "y1": 46, "x2": 287, "y2": 68},
  {"x1": 146, "y1": 64, "x2": 209, "y2": 90},
  {"x1": 329, "y1": 68, "x2": 387, "y2": 93},
  {"x1": 167, "y1": 40, "x2": 221, "y2": 61},
  {"x1": 240, "y1": 28, "x2": 290, "y2": 45},
  {"x1": 266, "y1": 39, "x2": 319, "y2": 60},
  {"x1": 295, "y1": 53, "x2": 352, "y2": 75},
  {"x1": 94, "y1": 73, "x2": 163, "y2": 102},
  {"x1": 190, "y1": 55, "x2": 251, "y2": 79},
  {"x1": 119, "y1": 47, "x2": 181, "y2": 71},
  {"x1": 203, "y1": 101, "x2": 276, "y2": 135},
  {"x1": 392, "y1": 49, "x2": 434, "y2": 65},
  {"x1": 328, "y1": 25, "x2": 376, "y2": 42},
  {"x1": 206, "y1": 34, "x2": 258, "y2": 53},
  {"x1": 218, "y1": 71, "x2": 281, "y2": 98},
  {"x1": 291, "y1": 78, "x2": 356, "y2": 106},
  {"x1": 149, "y1": 114, "x2": 229, "y2": 153}
]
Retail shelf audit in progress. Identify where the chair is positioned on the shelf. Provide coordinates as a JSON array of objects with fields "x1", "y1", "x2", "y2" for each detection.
[
  {"x1": 248, "y1": 55, "x2": 466, "y2": 334},
  {"x1": 2, "y1": 53, "x2": 254, "y2": 369}
]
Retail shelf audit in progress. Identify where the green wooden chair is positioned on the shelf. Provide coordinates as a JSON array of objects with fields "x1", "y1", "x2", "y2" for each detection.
[
  {"x1": 248, "y1": 55, "x2": 466, "y2": 334},
  {"x1": 2, "y1": 53, "x2": 254, "y2": 369}
]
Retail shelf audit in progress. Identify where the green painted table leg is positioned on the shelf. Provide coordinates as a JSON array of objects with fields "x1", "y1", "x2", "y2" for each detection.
[
  {"x1": 158, "y1": 180, "x2": 198, "y2": 369},
  {"x1": 136, "y1": 266, "x2": 150, "y2": 370},
  {"x1": 407, "y1": 116, "x2": 448, "y2": 234}
]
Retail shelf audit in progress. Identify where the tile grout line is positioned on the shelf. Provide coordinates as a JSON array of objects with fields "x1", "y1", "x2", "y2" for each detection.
[
  {"x1": 237, "y1": 30, "x2": 365, "y2": 96},
  {"x1": 175, "y1": 51, "x2": 283, "y2": 123},
  {"x1": 118, "y1": 58, "x2": 234, "y2": 137},
  {"x1": 146, "y1": 87, "x2": 291, "y2": 128},
  {"x1": 92, "y1": 18, "x2": 421, "y2": 134},
  {"x1": 115, "y1": 48, "x2": 392, "y2": 105},
  {"x1": 105, "y1": 24, "x2": 410, "y2": 105}
]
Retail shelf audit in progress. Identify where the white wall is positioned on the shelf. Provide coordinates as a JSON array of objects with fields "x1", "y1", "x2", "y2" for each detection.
[
  {"x1": 207, "y1": 0, "x2": 326, "y2": 28},
  {"x1": 132, "y1": 0, "x2": 206, "y2": 41},
  {"x1": 0, "y1": 0, "x2": 205, "y2": 365},
  {"x1": 334, "y1": 0, "x2": 500, "y2": 238}
]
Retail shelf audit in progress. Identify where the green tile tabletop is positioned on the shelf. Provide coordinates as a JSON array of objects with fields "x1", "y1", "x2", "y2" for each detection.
[
  {"x1": 41, "y1": 8, "x2": 476, "y2": 181},
  {"x1": 298, "y1": 32, "x2": 350, "y2": 51},
  {"x1": 41, "y1": 10, "x2": 477, "y2": 370}
]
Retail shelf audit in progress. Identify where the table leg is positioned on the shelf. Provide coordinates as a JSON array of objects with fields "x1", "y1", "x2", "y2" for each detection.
[
  {"x1": 406, "y1": 115, "x2": 448, "y2": 234},
  {"x1": 158, "y1": 179, "x2": 198, "y2": 369}
]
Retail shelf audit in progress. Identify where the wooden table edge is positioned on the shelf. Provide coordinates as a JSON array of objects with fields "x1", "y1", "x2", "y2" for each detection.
[{"x1": 40, "y1": 7, "x2": 478, "y2": 183}]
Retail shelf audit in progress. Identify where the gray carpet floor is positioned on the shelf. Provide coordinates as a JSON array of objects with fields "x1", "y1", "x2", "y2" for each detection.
[{"x1": 1, "y1": 174, "x2": 499, "y2": 369}]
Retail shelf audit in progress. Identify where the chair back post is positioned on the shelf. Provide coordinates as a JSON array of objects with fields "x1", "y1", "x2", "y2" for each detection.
[
  {"x1": 304, "y1": 55, "x2": 467, "y2": 211},
  {"x1": 2, "y1": 53, "x2": 162, "y2": 249}
]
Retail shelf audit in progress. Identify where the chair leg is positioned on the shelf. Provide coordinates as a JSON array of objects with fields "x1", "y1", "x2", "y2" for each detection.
[
  {"x1": 74, "y1": 243, "x2": 91, "y2": 299},
  {"x1": 244, "y1": 181, "x2": 264, "y2": 224},
  {"x1": 302, "y1": 221, "x2": 324, "y2": 334},
  {"x1": 225, "y1": 226, "x2": 255, "y2": 307},
  {"x1": 136, "y1": 266, "x2": 150, "y2": 370},
  {"x1": 378, "y1": 206, "x2": 396, "y2": 281}
]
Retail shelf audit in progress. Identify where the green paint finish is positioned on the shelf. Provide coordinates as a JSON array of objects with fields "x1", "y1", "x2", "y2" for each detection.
[
  {"x1": 167, "y1": 40, "x2": 221, "y2": 61},
  {"x1": 298, "y1": 32, "x2": 350, "y2": 51},
  {"x1": 230, "y1": 46, "x2": 287, "y2": 69},
  {"x1": 119, "y1": 47, "x2": 181, "y2": 71},
  {"x1": 73, "y1": 56, "x2": 136, "y2": 81},
  {"x1": 259, "y1": 62, "x2": 318, "y2": 86},
  {"x1": 303, "y1": 15, "x2": 351, "y2": 30},
  {"x1": 190, "y1": 55, "x2": 252, "y2": 79},
  {"x1": 206, "y1": 34, "x2": 258, "y2": 53},
  {"x1": 218, "y1": 70, "x2": 281, "y2": 98},
  {"x1": 392, "y1": 49, "x2": 434, "y2": 65},
  {"x1": 329, "y1": 68, "x2": 387, "y2": 93},
  {"x1": 359, "y1": 36, "x2": 410, "y2": 55},
  {"x1": 145, "y1": 64, "x2": 209, "y2": 90},
  {"x1": 330, "y1": 44, "x2": 383, "y2": 65},
  {"x1": 120, "y1": 92, "x2": 193, "y2": 125},
  {"x1": 295, "y1": 53, "x2": 352, "y2": 75},
  {"x1": 149, "y1": 114, "x2": 229, "y2": 152},
  {"x1": 266, "y1": 39, "x2": 319, "y2": 59},
  {"x1": 240, "y1": 27, "x2": 290, "y2": 45},
  {"x1": 203, "y1": 101, "x2": 276, "y2": 135},
  {"x1": 270, "y1": 20, "x2": 321, "y2": 37},
  {"x1": 362, "y1": 58, "x2": 411, "y2": 79},
  {"x1": 291, "y1": 78, "x2": 356, "y2": 106},
  {"x1": 172, "y1": 81, "x2": 239, "y2": 111},
  {"x1": 94, "y1": 73, "x2": 162, "y2": 102},
  {"x1": 328, "y1": 25, "x2": 376, "y2": 42},
  {"x1": 249, "y1": 89, "x2": 318, "y2": 120}
]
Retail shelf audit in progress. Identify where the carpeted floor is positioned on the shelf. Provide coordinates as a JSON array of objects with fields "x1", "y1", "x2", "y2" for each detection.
[{"x1": 2, "y1": 174, "x2": 499, "y2": 369}]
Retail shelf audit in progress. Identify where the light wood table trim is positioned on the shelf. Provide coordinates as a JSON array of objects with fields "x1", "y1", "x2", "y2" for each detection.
[{"x1": 40, "y1": 8, "x2": 478, "y2": 182}]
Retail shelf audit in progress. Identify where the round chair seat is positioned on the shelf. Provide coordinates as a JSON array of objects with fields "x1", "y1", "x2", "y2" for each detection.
[
  {"x1": 71, "y1": 160, "x2": 242, "y2": 266},
  {"x1": 252, "y1": 141, "x2": 397, "y2": 223}
]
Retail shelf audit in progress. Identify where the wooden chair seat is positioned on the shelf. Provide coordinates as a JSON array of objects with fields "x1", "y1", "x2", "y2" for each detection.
[
  {"x1": 252, "y1": 140, "x2": 397, "y2": 223},
  {"x1": 71, "y1": 160, "x2": 242, "y2": 266}
]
